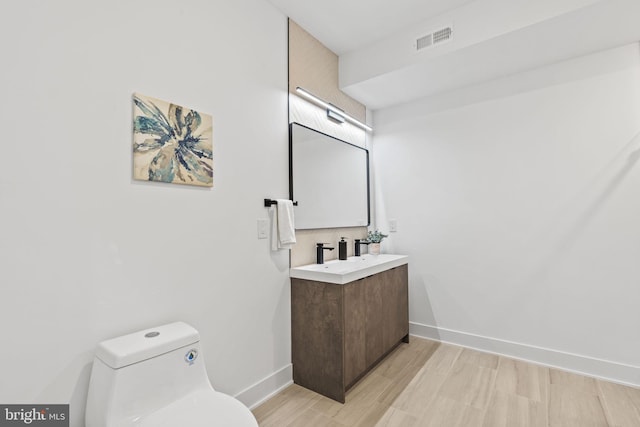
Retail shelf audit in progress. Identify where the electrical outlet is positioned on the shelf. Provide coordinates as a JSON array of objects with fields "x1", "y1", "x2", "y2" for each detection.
[
  {"x1": 389, "y1": 219, "x2": 398, "y2": 232},
  {"x1": 257, "y1": 219, "x2": 268, "y2": 239}
]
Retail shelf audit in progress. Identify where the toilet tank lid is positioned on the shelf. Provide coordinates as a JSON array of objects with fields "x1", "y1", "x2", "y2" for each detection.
[{"x1": 95, "y1": 322, "x2": 200, "y2": 369}]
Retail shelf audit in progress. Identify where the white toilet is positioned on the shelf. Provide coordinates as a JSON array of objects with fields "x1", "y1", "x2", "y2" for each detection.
[{"x1": 85, "y1": 322, "x2": 259, "y2": 427}]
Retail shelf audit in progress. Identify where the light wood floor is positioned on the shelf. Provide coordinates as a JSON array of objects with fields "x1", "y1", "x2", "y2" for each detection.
[{"x1": 253, "y1": 337, "x2": 640, "y2": 427}]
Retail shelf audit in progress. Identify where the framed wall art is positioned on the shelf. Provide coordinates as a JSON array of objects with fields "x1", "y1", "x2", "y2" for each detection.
[{"x1": 132, "y1": 93, "x2": 213, "y2": 187}]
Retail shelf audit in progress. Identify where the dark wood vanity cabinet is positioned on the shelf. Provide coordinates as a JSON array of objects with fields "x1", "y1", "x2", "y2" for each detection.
[{"x1": 291, "y1": 264, "x2": 409, "y2": 403}]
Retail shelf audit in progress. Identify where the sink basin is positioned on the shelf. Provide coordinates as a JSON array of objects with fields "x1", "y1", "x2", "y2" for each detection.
[{"x1": 290, "y1": 254, "x2": 408, "y2": 285}]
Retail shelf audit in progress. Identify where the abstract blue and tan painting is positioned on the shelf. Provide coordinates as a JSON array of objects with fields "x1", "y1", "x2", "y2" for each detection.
[{"x1": 133, "y1": 93, "x2": 213, "y2": 187}]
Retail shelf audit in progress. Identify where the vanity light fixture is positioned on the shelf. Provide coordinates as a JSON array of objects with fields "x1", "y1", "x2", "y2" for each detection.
[
  {"x1": 326, "y1": 107, "x2": 345, "y2": 124},
  {"x1": 295, "y1": 87, "x2": 373, "y2": 132}
]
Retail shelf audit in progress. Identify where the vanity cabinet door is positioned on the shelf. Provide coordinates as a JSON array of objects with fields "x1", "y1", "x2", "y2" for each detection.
[
  {"x1": 364, "y1": 273, "x2": 385, "y2": 367},
  {"x1": 291, "y1": 279, "x2": 345, "y2": 402},
  {"x1": 381, "y1": 265, "x2": 409, "y2": 351},
  {"x1": 344, "y1": 280, "x2": 366, "y2": 387}
]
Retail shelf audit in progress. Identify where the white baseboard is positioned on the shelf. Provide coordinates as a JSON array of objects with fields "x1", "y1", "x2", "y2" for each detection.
[
  {"x1": 410, "y1": 322, "x2": 640, "y2": 388},
  {"x1": 234, "y1": 364, "x2": 293, "y2": 410}
]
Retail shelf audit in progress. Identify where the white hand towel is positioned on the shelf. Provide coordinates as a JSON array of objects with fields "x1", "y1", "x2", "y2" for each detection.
[{"x1": 270, "y1": 199, "x2": 296, "y2": 251}]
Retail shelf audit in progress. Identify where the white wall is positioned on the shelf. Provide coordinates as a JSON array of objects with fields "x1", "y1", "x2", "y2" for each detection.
[
  {"x1": 373, "y1": 44, "x2": 640, "y2": 386},
  {"x1": 0, "y1": 0, "x2": 290, "y2": 424}
]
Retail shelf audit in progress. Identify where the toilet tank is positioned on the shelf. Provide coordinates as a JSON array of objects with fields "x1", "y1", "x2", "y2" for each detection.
[{"x1": 86, "y1": 322, "x2": 213, "y2": 427}]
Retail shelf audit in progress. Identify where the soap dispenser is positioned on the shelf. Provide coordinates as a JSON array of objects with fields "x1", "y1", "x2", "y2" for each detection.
[{"x1": 338, "y1": 237, "x2": 348, "y2": 260}]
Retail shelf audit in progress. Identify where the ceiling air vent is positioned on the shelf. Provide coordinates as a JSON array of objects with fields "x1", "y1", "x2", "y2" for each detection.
[
  {"x1": 416, "y1": 26, "x2": 452, "y2": 51},
  {"x1": 416, "y1": 33, "x2": 433, "y2": 50}
]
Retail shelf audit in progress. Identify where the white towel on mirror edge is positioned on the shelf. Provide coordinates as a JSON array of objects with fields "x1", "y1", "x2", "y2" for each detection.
[{"x1": 270, "y1": 199, "x2": 296, "y2": 251}]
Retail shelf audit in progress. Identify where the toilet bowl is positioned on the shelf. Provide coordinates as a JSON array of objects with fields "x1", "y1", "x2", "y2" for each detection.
[{"x1": 85, "y1": 322, "x2": 258, "y2": 427}]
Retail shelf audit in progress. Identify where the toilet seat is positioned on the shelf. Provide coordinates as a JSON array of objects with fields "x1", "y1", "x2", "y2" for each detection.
[{"x1": 138, "y1": 389, "x2": 258, "y2": 427}]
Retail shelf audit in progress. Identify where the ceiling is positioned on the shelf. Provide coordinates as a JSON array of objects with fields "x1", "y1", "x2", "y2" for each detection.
[
  {"x1": 268, "y1": 0, "x2": 640, "y2": 111},
  {"x1": 266, "y1": 0, "x2": 475, "y2": 55}
]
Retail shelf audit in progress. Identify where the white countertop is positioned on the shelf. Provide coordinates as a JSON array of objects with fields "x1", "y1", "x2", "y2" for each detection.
[{"x1": 290, "y1": 254, "x2": 408, "y2": 285}]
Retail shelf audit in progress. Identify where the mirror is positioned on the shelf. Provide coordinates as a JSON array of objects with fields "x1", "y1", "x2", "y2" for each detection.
[{"x1": 290, "y1": 122, "x2": 370, "y2": 229}]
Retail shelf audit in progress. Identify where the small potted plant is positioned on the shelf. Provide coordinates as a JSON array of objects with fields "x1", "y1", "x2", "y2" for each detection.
[{"x1": 365, "y1": 230, "x2": 388, "y2": 255}]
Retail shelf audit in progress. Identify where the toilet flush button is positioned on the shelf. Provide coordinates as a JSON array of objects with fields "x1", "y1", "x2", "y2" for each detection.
[
  {"x1": 185, "y1": 349, "x2": 198, "y2": 365},
  {"x1": 145, "y1": 331, "x2": 160, "y2": 338}
]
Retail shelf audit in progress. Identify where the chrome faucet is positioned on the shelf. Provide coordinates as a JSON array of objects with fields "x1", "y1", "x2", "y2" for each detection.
[{"x1": 316, "y1": 243, "x2": 334, "y2": 264}]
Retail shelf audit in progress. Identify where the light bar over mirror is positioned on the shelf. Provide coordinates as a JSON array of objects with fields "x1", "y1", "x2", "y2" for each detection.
[{"x1": 295, "y1": 87, "x2": 373, "y2": 132}]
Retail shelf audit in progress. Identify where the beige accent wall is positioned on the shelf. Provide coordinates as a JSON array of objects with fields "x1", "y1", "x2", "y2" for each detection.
[
  {"x1": 289, "y1": 20, "x2": 366, "y2": 123},
  {"x1": 288, "y1": 19, "x2": 369, "y2": 267},
  {"x1": 292, "y1": 228, "x2": 370, "y2": 267}
]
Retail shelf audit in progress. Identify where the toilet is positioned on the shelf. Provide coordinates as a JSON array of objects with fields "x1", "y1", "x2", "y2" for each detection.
[{"x1": 85, "y1": 322, "x2": 259, "y2": 427}]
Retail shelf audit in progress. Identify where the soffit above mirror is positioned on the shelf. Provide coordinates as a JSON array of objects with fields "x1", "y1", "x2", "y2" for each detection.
[{"x1": 271, "y1": 0, "x2": 640, "y2": 111}]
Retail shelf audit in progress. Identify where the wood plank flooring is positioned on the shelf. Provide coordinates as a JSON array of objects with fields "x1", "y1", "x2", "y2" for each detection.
[{"x1": 253, "y1": 337, "x2": 640, "y2": 427}]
